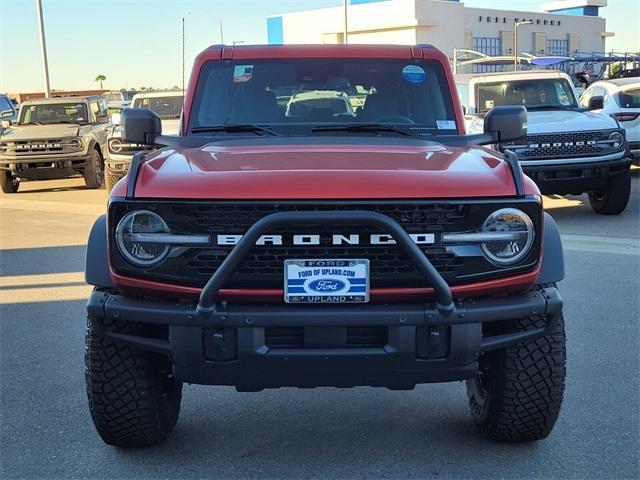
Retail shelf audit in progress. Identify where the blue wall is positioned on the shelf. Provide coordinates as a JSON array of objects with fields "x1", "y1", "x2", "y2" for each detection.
[
  {"x1": 267, "y1": 16, "x2": 283, "y2": 44},
  {"x1": 548, "y1": 6, "x2": 600, "y2": 16}
]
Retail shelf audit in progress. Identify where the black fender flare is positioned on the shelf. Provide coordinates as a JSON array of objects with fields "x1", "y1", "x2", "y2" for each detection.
[
  {"x1": 85, "y1": 214, "x2": 115, "y2": 288},
  {"x1": 537, "y1": 212, "x2": 565, "y2": 285}
]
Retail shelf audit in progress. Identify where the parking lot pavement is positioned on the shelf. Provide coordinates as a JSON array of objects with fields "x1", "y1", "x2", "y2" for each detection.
[{"x1": 1, "y1": 175, "x2": 639, "y2": 479}]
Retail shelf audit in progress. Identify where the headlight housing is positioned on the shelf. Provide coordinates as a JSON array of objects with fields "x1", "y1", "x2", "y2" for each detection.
[
  {"x1": 115, "y1": 210, "x2": 171, "y2": 267},
  {"x1": 481, "y1": 208, "x2": 534, "y2": 266},
  {"x1": 608, "y1": 131, "x2": 624, "y2": 150},
  {"x1": 68, "y1": 138, "x2": 82, "y2": 150},
  {"x1": 108, "y1": 138, "x2": 123, "y2": 154}
]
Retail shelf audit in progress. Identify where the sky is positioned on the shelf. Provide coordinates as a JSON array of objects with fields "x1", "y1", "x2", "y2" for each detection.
[{"x1": 1, "y1": 0, "x2": 638, "y2": 93}]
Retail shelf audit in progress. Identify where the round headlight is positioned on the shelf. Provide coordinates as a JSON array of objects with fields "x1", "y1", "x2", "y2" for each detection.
[
  {"x1": 481, "y1": 208, "x2": 534, "y2": 266},
  {"x1": 108, "y1": 138, "x2": 123, "y2": 153},
  {"x1": 116, "y1": 210, "x2": 170, "y2": 267},
  {"x1": 608, "y1": 131, "x2": 624, "y2": 149},
  {"x1": 69, "y1": 138, "x2": 82, "y2": 150}
]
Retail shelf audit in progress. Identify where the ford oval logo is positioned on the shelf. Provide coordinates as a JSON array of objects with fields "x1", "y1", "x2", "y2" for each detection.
[{"x1": 308, "y1": 279, "x2": 346, "y2": 292}]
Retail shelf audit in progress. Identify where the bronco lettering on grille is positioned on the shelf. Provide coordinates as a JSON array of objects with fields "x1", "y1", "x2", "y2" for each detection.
[{"x1": 216, "y1": 233, "x2": 436, "y2": 246}]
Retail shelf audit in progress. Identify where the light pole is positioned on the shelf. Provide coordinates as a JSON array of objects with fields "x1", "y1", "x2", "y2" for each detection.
[
  {"x1": 343, "y1": 0, "x2": 348, "y2": 44},
  {"x1": 196, "y1": 11, "x2": 224, "y2": 44},
  {"x1": 182, "y1": 12, "x2": 224, "y2": 93},
  {"x1": 514, "y1": 20, "x2": 532, "y2": 71},
  {"x1": 182, "y1": 17, "x2": 186, "y2": 94},
  {"x1": 35, "y1": 0, "x2": 51, "y2": 98}
]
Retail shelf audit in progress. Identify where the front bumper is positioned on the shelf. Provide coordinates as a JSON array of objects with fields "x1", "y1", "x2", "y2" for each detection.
[
  {"x1": 0, "y1": 153, "x2": 91, "y2": 179},
  {"x1": 87, "y1": 286, "x2": 562, "y2": 390},
  {"x1": 105, "y1": 151, "x2": 134, "y2": 171},
  {"x1": 522, "y1": 157, "x2": 632, "y2": 195},
  {"x1": 90, "y1": 210, "x2": 559, "y2": 390}
]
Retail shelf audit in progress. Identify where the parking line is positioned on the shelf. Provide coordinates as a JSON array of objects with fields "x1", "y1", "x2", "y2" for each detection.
[
  {"x1": 561, "y1": 234, "x2": 640, "y2": 256},
  {"x1": 0, "y1": 272, "x2": 90, "y2": 304},
  {"x1": 0, "y1": 198, "x2": 103, "y2": 216}
]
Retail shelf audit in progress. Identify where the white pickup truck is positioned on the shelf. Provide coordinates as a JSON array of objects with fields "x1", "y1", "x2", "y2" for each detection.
[{"x1": 461, "y1": 70, "x2": 631, "y2": 214}]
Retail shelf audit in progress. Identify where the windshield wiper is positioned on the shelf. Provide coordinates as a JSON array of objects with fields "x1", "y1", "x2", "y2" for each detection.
[
  {"x1": 190, "y1": 124, "x2": 280, "y2": 136},
  {"x1": 525, "y1": 105, "x2": 575, "y2": 111},
  {"x1": 311, "y1": 123, "x2": 413, "y2": 136}
]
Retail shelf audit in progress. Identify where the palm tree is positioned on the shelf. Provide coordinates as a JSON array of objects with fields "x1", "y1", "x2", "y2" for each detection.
[{"x1": 94, "y1": 74, "x2": 106, "y2": 90}]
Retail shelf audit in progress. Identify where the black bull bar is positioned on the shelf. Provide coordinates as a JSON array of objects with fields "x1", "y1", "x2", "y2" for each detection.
[{"x1": 196, "y1": 210, "x2": 455, "y2": 315}]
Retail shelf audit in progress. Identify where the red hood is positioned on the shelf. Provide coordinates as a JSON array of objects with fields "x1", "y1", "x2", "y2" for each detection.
[{"x1": 113, "y1": 143, "x2": 539, "y2": 199}]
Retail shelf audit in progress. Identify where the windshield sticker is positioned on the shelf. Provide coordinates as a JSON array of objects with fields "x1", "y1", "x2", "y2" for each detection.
[
  {"x1": 233, "y1": 65, "x2": 254, "y2": 83},
  {"x1": 436, "y1": 120, "x2": 456, "y2": 130},
  {"x1": 485, "y1": 100, "x2": 495, "y2": 109},
  {"x1": 402, "y1": 65, "x2": 426, "y2": 84}
]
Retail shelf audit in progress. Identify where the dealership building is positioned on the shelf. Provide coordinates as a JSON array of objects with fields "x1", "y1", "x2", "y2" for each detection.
[{"x1": 267, "y1": 0, "x2": 613, "y2": 63}]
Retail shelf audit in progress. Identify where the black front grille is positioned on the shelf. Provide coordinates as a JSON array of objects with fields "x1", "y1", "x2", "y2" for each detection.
[
  {"x1": 0, "y1": 139, "x2": 74, "y2": 155},
  {"x1": 109, "y1": 200, "x2": 542, "y2": 291},
  {"x1": 506, "y1": 130, "x2": 618, "y2": 160}
]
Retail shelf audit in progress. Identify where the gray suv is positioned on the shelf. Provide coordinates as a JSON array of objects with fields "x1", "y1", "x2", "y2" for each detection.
[{"x1": 0, "y1": 96, "x2": 110, "y2": 193}]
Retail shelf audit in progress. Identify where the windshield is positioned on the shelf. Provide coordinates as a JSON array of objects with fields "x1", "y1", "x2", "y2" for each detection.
[
  {"x1": 104, "y1": 93, "x2": 122, "y2": 103},
  {"x1": 188, "y1": 59, "x2": 458, "y2": 134},
  {"x1": 18, "y1": 102, "x2": 88, "y2": 125},
  {"x1": 475, "y1": 78, "x2": 578, "y2": 113},
  {"x1": 122, "y1": 91, "x2": 137, "y2": 101},
  {"x1": 133, "y1": 96, "x2": 184, "y2": 119},
  {"x1": 618, "y1": 89, "x2": 640, "y2": 109}
]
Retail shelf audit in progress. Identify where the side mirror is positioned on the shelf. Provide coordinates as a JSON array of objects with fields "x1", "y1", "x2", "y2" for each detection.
[
  {"x1": 121, "y1": 107, "x2": 161, "y2": 145},
  {"x1": 111, "y1": 112, "x2": 121, "y2": 126},
  {"x1": 1, "y1": 119, "x2": 11, "y2": 129},
  {"x1": 484, "y1": 106, "x2": 527, "y2": 143},
  {"x1": 588, "y1": 95, "x2": 604, "y2": 110},
  {"x1": 1, "y1": 109, "x2": 13, "y2": 119}
]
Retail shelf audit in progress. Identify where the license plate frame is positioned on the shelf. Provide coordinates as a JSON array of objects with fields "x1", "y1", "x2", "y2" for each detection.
[{"x1": 284, "y1": 259, "x2": 370, "y2": 304}]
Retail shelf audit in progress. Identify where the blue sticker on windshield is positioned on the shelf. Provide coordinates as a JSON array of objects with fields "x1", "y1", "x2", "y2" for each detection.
[{"x1": 402, "y1": 65, "x2": 426, "y2": 84}]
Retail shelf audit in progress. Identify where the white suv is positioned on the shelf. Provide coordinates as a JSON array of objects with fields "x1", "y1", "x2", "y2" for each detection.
[
  {"x1": 580, "y1": 78, "x2": 640, "y2": 163},
  {"x1": 462, "y1": 70, "x2": 631, "y2": 215}
]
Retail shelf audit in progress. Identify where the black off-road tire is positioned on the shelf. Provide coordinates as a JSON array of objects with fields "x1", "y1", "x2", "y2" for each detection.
[
  {"x1": 83, "y1": 148, "x2": 104, "y2": 189},
  {"x1": 85, "y1": 311, "x2": 182, "y2": 448},
  {"x1": 466, "y1": 304, "x2": 566, "y2": 442},
  {"x1": 0, "y1": 170, "x2": 19, "y2": 193},
  {"x1": 588, "y1": 168, "x2": 631, "y2": 215},
  {"x1": 105, "y1": 164, "x2": 121, "y2": 193}
]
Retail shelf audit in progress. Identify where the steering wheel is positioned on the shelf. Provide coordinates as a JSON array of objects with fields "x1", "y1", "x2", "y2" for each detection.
[{"x1": 371, "y1": 115, "x2": 414, "y2": 124}]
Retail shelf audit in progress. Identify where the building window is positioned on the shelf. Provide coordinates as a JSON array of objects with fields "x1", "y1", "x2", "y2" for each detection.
[
  {"x1": 479, "y1": 16, "x2": 482, "y2": 22},
  {"x1": 546, "y1": 39, "x2": 569, "y2": 56},
  {"x1": 472, "y1": 37, "x2": 503, "y2": 73}
]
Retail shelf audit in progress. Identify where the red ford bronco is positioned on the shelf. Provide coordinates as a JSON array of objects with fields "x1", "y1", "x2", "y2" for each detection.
[{"x1": 85, "y1": 44, "x2": 566, "y2": 447}]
